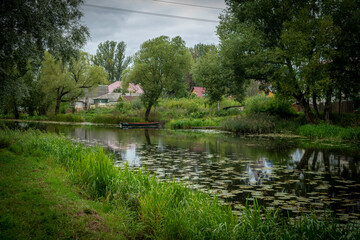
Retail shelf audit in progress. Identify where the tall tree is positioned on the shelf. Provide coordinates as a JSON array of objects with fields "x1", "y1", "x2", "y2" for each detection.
[
  {"x1": 123, "y1": 36, "x2": 192, "y2": 121},
  {"x1": 93, "y1": 41, "x2": 131, "y2": 82},
  {"x1": 0, "y1": 0, "x2": 89, "y2": 117},
  {"x1": 218, "y1": 0, "x2": 353, "y2": 123},
  {"x1": 40, "y1": 52, "x2": 108, "y2": 114},
  {"x1": 186, "y1": 43, "x2": 216, "y2": 90}
]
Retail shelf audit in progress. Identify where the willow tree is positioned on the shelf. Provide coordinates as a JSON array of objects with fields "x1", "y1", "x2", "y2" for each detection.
[
  {"x1": 123, "y1": 36, "x2": 192, "y2": 121},
  {"x1": 40, "y1": 52, "x2": 108, "y2": 114}
]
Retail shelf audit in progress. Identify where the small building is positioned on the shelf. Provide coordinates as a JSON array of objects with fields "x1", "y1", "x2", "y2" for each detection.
[
  {"x1": 72, "y1": 85, "x2": 108, "y2": 111},
  {"x1": 190, "y1": 87, "x2": 206, "y2": 98},
  {"x1": 93, "y1": 93, "x2": 122, "y2": 105}
]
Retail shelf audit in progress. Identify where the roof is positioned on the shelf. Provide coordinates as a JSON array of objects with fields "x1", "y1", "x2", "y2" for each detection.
[
  {"x1": 108, "y1": 81, "x2": 144, "y2": 94},
  {"x1": 191, "y1": 87, "x2": 206, "y2": 98},
  {"x1": 94, "y1": 93, "x2": 121, "y2": 102}
]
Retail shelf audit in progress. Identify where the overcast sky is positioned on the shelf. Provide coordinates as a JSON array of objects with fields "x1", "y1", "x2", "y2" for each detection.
[{"x1": 80, "y1": 0, "x2": 226, "y2": 56}]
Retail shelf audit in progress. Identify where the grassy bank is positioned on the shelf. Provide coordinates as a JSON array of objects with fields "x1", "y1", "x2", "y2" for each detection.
[
  {"x1": 297, "y1": 124, "x2": 360, "y2": 140},
  {"x1": 0, "y1": 147, "x2": 140, "y2": 239},
  {"x1": 0, "y1": 129, "x2": 359, "y2": 239}
]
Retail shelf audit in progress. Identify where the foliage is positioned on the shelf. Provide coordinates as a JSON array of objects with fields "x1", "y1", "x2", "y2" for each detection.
[
  {"x1": 124, "y1": 36, "x2": 192, "y2": 121},
  {"x1": 115, "y1": 101, "x2": 132, "y2": 114},
  {"x1": 39, "y1": 51, "x2": 108, "y2": 114},
  {"x1": 0, "y1": 0, "x2": 89, "y2": 118},
  {"x1": 92, "y1": 40, "x2": 131, "y2": 82},
  {"x1": 297, "y1": 124, "x2": 360, "y2": 140},
  {"x1": 214, "y1": 108, "x2": 241, "y2": 117},
  {"x1": 219, "y1": 0, "x2": 360, "y2": 123},
  {"x1": 244, "y1": 94, "x2": 296, "y2": 117}
]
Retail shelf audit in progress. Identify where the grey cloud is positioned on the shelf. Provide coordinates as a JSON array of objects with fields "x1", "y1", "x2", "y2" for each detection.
[{"x1": 81, "y1": 0, "x2": 226, "y2": 56}]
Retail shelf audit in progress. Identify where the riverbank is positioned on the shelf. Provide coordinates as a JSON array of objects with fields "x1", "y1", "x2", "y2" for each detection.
[{"x1": 0, "y1": 128, "x2": 359, "y2": 239}]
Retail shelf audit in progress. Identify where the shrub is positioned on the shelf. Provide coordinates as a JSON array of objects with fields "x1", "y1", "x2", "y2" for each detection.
[
  {"x1": 244, "y1": 94, "x2": 296, "y2": 117},
  {"x1": 130, "y1": 99, "x2": 143, "y2": 110},
  {"x1": 214, "y1": 108, "x2": 241, "y2": 117},
  {"x1": 115, "y1": 101, "x2": 132, "y2": 114}
]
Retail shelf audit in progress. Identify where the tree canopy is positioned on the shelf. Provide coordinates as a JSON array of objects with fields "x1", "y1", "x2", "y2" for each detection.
[
  {"x1": 216, "y1": 0, "x2": 360, "y2": 123},
  {"x1": 40, "y1": 52, "x2": 108, "y2": 114},
  {"x1": 123, "y1": 36, "x2": 192, "y2": 121},
  {"x1": 93, "y1": 41, "x2": 131, "y2": 82}
]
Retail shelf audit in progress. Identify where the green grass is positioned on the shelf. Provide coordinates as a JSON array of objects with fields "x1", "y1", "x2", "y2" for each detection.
[
  {"x1": 0, "y1": 148, "x2": 141, "y2": 239},
  {"x1": 297, "y1": 124, "x2": 360, "y2": 140},
  {"x1": 1, "y1": 128, "x2": 359, "y2": 239}
]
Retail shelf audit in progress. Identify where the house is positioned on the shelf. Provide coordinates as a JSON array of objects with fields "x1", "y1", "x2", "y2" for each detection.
[
  {"x1": 72, "y1": 85, "x2": 108, "y2": 111},
  {"x1": 190, "y1": 87, "x2": 206, "y2": 98},
  {"x1": 93, "y1": 93, "x2": 122, "y2": 105},
  {"x1": 71, "y1": 81, "x2": 144, "y2": 111}
]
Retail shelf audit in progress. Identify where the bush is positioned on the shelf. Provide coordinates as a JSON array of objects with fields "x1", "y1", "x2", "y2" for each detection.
[
  {"x1": 130, "y1": 99, "x2": 143, "y2": 110},
  {"x1": 215, "y1": 108, "x2": 241, "y2": 117},
  {"x1": 49, "y1": 114, "x2": 85, "y2": 122},
  {"x1": 244, "y1": 94, "x2": 296, "y2": 117},
  {"x1": 115, "y1": 101, "x2": 132, "y2": 114}
]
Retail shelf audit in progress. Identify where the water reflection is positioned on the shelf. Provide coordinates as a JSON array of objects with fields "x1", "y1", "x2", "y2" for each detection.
[{"x1": 3, "y1": 121, "x2": 360, "y2": 221}]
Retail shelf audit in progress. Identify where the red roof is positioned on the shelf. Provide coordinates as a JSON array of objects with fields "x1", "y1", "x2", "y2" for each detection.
[{"x1": 191, "y1": 87, "x2": 205, "y2": 98}]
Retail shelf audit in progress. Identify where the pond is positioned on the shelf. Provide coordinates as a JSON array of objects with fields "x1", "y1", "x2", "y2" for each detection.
[{"x1": 4, "y1": 121, "x2": 360, "y2": 221}]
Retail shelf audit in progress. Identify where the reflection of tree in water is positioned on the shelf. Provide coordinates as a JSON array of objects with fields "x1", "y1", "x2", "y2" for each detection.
[
  {"x1": 295, "y1": 148, "x2": 359, "y2": 180},
  {"x1": 144, "y1": 129, "x2": 151, "y2": 145}
]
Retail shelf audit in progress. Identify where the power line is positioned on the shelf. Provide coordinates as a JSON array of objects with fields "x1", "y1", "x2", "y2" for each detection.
[
  {"x1": 152, "y1": 0, "x2": 224, "y2": 10},
  {"x1": 83, "y1": 3, "x2": 219, "y2": 23}
]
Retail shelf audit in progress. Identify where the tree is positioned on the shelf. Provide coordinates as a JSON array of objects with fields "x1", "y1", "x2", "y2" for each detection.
[
  {"x1": 93, "y1": 41, "x2": 131, "y2": 82},
  {"x1": 1, "y1": 0, "x2": 89, "y2": 117},
  {"x1": 185, "y1": 43, "x2": 216, "y2": 90},
  {"x1": 123, "y1": 36, "x2": 192, "y2": 121},
  {"x1": 40, "y1": 52, "x2": 108, "y2": 114},
  {"x1": 218, "y1": 0, "x2": 353, "y2": 123}
]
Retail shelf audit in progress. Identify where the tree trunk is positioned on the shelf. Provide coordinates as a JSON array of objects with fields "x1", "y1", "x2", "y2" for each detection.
[
  {"x1": 55, "y1": 98, "x2": 61, "y2": 115},
  {"x1": 338, "y1": 89, "x2": 342, "y2": 115},
  {"x1": 323, "y1": 88, "x2": 332, "y2": 123},
  {"x1": 297, "y1": 95, "x2": 316, "y2": 123},
  {"x1": 145, "y1": 104, "x2": 152, "y2": 121},
  {"x1": 312, "y1": 92, "x2": 320, "y2": 120},
  {"x1": 13, "y1": 98, "x2": 19, "y2": 119},
  {"x1": 144, "y1": 129, "x2": 151, "y2": 145}
]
